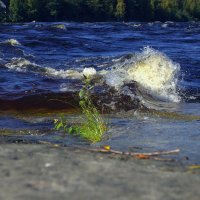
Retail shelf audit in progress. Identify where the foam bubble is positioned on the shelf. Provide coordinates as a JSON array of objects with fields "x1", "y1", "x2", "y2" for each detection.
[{"x1": 4, "y1": 39, "x2": 21, "y2": 46}]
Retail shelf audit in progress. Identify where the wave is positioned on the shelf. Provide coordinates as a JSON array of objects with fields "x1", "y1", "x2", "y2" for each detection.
[
  {"x1": 47, "y1": 47, "x2": 181, "y2": 111},
  {"x1": 0, "y1": 89, "x2": 143, "y2": 113},
  {"x1": 2, "y1": 47, "x2": 181, "y2": 111},
  {"x1": 0, "y1": 39, "x2": 21, "y2": 46},
  {"x1": 102, "y1": 47, "x2": 180, "y2": 104},
  {"x1": 5, "y1": 57, "x2": 40, "y2": 72},
  {"x1": 0, "y1": 92, "x2": 79, "y2": 111},
  {"x1": 4, "y1": 57, "x2": 83, "y2": 79},
  {"x1": 45, "y1": 68, "x2": 82, "y2": 79},
  {"x1": 51, "y1": 24, "x2": 67, "y2": 30},
  {"x1": 34, "y1": 23, "x2": 67, "y2": 32}
]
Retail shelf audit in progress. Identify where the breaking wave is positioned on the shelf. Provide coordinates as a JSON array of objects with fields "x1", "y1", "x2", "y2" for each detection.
[
  {"x1": 2, "y1": 47, "x2": 181, "y2": 111},
  {"x1": 0, "y1": 39, "x2": 21, "y2": 46},
  {"x1": 4, "y1": 57, "x2": 83, "y2": 79},
  {"x1": 5, "y1": 58, "x2": 40, "y2": 72},
  {"x1": 103, "y1": 47, "x2": 180, "y2": 103}
]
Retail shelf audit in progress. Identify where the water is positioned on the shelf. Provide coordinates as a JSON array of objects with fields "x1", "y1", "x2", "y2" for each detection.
[{"x1": 0, "y1": 22, "x2": 200, "y2": 164}]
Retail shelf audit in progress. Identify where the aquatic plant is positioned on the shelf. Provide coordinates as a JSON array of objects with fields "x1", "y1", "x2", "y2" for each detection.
[{"x1": 55, "y1": 68, "x2": 107, "y2": 143}]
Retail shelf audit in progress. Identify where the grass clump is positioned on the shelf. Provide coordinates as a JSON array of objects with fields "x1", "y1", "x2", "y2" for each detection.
[{"x1": 54, "y1": 69, "x2": 107, "y2": 143}]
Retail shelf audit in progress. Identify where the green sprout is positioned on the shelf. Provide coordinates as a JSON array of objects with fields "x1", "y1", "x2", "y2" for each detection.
[{"x1": 54, "y1": 69, "x2": 107, "y2": 143}]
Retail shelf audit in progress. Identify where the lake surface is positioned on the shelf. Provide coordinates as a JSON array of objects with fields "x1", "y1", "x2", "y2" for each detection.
[{"x1": 0, "y1": 22, "x2": 199, "y2": 164}]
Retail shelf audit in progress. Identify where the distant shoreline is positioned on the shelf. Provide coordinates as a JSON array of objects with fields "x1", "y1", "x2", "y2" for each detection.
[
  {"x1": 0, "y1": 20, "x2": 200, "y2": 24},
  {"x1": 1, "y1": 0, "x2": 200, "y2": 23}
]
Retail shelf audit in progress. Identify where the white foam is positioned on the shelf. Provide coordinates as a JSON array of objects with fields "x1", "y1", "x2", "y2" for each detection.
[
  {"x1": 105, "y1": 72, "x2": 124, "y2": 90},
  {"x1": 5, "y1": 58, "x2": 34, "y2": 72},
  {"x1": 60, "y1": 83, "x2": 80, "y2": 92},
  {"x1": 104, "y1": 47, "x2": 181, "y2": 103},
  {"x1": 45, "y1": 67, "x2": 96, "y2": 80},
  {"x1": 5, "y1": 57, "x2": 83, "y2": 79},
  {"x1": 52, "y1": 24, "x2": 66, "y2": 30},
  {"x1": 3, "y1": 39, "x2": 21, "y2": 46},
  {"x1": 45, "y1": 68, "x2": 82, "y2": 79},
  {"x1": 161, "y1": 23, "x2": 168, "y2": 28}
]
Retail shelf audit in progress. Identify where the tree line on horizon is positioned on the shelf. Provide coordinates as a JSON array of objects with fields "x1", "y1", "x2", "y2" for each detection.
[{"x1": 0, "y1": 0, "x2": 200, "y2": 22}]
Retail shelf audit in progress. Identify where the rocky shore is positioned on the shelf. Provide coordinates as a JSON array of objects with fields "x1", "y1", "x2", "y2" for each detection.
[{"x1": 0, "y1": 144, "x2": 199, "y2": 200}]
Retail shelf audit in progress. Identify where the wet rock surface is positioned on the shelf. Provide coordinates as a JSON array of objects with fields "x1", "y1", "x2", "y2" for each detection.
[{"x1": 0, "y1": 144, "x2": 199, "y2": 200}]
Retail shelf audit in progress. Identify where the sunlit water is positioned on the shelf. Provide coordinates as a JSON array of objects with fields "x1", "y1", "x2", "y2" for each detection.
[{"x1": 0, "y1": 22, "x2": 199, "y2": 164}]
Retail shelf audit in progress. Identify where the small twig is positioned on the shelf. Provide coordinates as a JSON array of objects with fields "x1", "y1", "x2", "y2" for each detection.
[
  {"x1": 37, "y1": 141, "x2": 180, "y2": 160},
  {"x1": 76, "y1": 146, "x2": 180, "y2": 157}
]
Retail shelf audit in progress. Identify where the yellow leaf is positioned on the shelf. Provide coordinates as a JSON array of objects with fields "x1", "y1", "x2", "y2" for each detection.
[{"x1": 103, "y1": 145, "x2": 111, "y2": 151}]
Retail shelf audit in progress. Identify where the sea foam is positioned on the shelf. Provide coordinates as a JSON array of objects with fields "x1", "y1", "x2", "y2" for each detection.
[
  {"x1": 3, "y1": 39, "x2": 21, "y2": 46},
  {"x1": 104, "y1": 47, "x2": 181, "y2": 103}
]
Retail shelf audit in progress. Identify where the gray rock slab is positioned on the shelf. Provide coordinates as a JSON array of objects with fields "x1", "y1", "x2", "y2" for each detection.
[{"x1": 0, "y1": 144, "x2": 199, "y2": 200}]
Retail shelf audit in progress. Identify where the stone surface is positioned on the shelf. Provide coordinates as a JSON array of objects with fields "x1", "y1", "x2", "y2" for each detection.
[{"x1": 0, "y1": 144, "x2": 199, "y2": 200}]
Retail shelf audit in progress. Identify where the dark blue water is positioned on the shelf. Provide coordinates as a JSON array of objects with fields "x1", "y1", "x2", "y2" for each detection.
[
  {"x1": 0, "y1": 22, "x2": 200, "y2": 101},
  {"x1": 0, "y1": 22, "x2": 200, "y2": 164}
]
